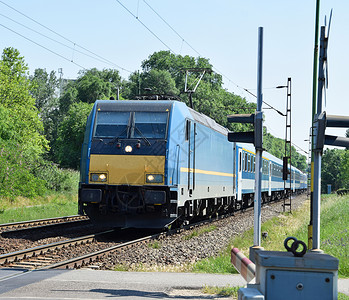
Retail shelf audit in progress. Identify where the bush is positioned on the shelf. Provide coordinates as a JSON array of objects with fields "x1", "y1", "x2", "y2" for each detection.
[
  {"x1": 33, "y1": 159, "x2": 79, "y2": 192},
  {"x1": 0, "y1": 141, "x2": 47, "y2": 198},
  {"x1": 0, "y1": 142, "x2": 78, "y2": 198}
]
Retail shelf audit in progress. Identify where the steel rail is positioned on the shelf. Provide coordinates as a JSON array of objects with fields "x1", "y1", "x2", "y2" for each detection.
[
  {"x1": 0, "y1": 230, "x2": 114, "y2": 266},
  {"x1": 0, "y1": 215, "x2": 89, "y2": 232},
  {"x1": 42, "y1": 234, "x2": 160, "y2": 269},
  {"x1": 44, "y1": 213, "x2": 241, "y2": 270}
]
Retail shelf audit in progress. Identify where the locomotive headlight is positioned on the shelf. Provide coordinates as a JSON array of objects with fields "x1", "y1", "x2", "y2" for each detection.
[
  {"x1": 99, "y1": 173, "x2": 107, "y2": 181},
  {"x1": 125, "y1": 145, "x2": 133, "y2": 153},
  {"x1": 146, "y1": 174, "x2": 163, "y2": 183},
  {"x1": 90, "y1": 173, "x2": 108, "y2": 182}
]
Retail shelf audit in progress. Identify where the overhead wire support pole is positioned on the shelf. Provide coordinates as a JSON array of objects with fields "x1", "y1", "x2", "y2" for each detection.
[
  {"x1": 309, "y1": 0, "x2": 321, "y2": 250},
  {"x1": 254, "y1": 27, "x2": 263, "y2": 247},
  {"x1": 312, "y1": 25, "x2": 327, "y2": 252},
  {"x1": 283, "y1": 78, "x2": 292, "y2": 213}
]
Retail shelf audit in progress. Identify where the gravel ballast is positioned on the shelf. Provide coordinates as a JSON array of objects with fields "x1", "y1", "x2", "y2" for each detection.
[{"x1": 99, "y1": 194, "x2": 308, "y2": 271}]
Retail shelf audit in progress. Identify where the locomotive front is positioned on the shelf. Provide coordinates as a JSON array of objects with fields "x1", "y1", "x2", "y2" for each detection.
[{"x1": 79, "y1": 100, "x2": 175, "y2": 228}]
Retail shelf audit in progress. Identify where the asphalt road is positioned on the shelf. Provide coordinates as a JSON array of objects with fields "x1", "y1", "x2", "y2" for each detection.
[
  {"x1": 0, "y1": 268, "x2": 245, "y2": 299},
  {"x1": 0, "y1": 268, "x2": 348, "y2": 299}
]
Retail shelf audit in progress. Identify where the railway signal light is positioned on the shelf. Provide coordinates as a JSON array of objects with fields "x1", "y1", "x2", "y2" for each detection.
[
  {"x1": 282, "y1": 157, "x2": 289, "y2": 181},
  {"x1": 314, "y1": 111, "x2": 349, "y2": 151},
  {"x1": 227, "y1": 111, "x2": 263, "y2": 150}
]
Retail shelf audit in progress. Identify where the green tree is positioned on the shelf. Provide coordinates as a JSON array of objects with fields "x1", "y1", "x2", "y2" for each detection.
[
  {"x1": 128, "y1": 69, "x2": 179, "y2": 96},
  {"x1": 321, "y1": 131, "x2": 349, "y2": 193},
  {"x1": 55, "y1": 102, "x2": 93, "y2": 169},
  {"x1": 78, "y1": 68, "x2": 122, "y2": 94},
  {"x1": 0, "y1": 47, "x2": 48, "y2": 197},
  {"x1": 59, "y1": 84, "x2": 78, "y2": 115},
  {"x1": 339, "y1": 150, "x2": 349, "y2": 189},
  {"x1": 0, "y1": 47, "x2": 48, "y2": 156},
  {"x1": 140, "y1": 50, "x2": 222, "y2": 93},
  {"x1": 263, "y1": 132, "x2": 307, "y2": 172},
  {"x1": 29, "y1": 68, "x2": 60, "y2": 159},
  {"x1": 29, "y1": 68, "x2": 58, "y2": 111},
  {"x1": 76, "y1": 73, "x2": 111, "y2": 103},
  {"x1": 59, "y1": 68, "x2": 123, "y2": 114},
  {"x1": 321, "y1": 148, "x2": 344, "y2": 193}
]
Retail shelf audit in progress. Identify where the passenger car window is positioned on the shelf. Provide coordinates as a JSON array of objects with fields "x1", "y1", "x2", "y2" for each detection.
[{"x1": 239, "y1": 152, "x2": 242, "y2": 172}]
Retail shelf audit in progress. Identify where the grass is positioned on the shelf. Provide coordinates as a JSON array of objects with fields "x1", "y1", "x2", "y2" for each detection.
[
  {"x1": 339, "y1": 294, "x2": 349, "y2": 300},
  {"x1": 202, "y1": 285, "x2": 241, "y2": 298},
  {"x1": 113, "y1": 263, "x2": 192, "y2": 273},
  {"x1": 191, "y1": 194, "x2": 349, "y2": 278},
  {"x1": 148, "y1": 240, "x2": 161, "y2": 249},
  {"x1": 191, "y1": 247, "x2": 238, "y2": 274},
  {"x1": 113, "y1": 264, "x2": 130, "y2": 272},
  {"x1": 0, "y1": 192, "x2": 78, "y2": 224},
  {"x1": 317, "y1": 195, "x2": 349, "y2": 277},
  {"x1": 190, "y1": 199, "x2": 312, "y2": 274},
  {"x1": 194, "y1": 194, "x2": 349, "y2": 299},
  {"x1": 183, "y1": 225, "x2": 217, "y2": 240}
]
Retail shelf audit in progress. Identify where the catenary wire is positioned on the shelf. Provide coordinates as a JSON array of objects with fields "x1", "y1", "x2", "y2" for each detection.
[
  {"x1": 139, "y1": 0, "x2": 287, "y2": 117},
  {"x1": 1, "y1": 0, "x2": 307, "y2": 154},
  {"x1": 0, "y1": 0, "x2": 132, "y2": 73},
  {"x1": 264, "y1": 122, "x2": 308, "y2": 155},
  {"x1": 124, "y1": 1, "x2": 308, "y2": 155},
  {"x1": 0, "y1": 23, "x2": 86, "y2": 70},
  {"x1": 0, "y1": 13, "x2": 131, "y2": 72},
  {"x1": 141, "y1": 0, "x2": 248, "y2": 95},
  {"x1": 142, "y1": 0, "x2": 202, "y2": 57},
  {"x1": 115, "y1": 0, "x2": 176, "y2": 54}
]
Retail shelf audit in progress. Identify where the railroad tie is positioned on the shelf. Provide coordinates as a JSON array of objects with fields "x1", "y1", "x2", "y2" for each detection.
[{"x1": 230, "y1": 247, "x2": 255, "y2": 282}]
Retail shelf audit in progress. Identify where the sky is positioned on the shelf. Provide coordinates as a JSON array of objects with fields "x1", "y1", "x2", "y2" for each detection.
[{"x1": 0, "y1": 0, "x2": 348, "y2": 157}]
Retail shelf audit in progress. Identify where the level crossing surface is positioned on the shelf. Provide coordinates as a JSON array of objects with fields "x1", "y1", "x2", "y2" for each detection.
[{"x1": 0, "y1": 269, "x2": 348, "y2": 299}]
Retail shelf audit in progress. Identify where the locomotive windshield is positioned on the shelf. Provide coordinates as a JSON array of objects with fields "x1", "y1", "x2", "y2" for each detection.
[
  {"x1": 94, "y1": 111, "x2": 130, "y2": 138},
  {"x1": 133, "y1": 112, "x2": 167, "y2": 139},
  {"x1": 94, "y1": 111, "x2": 168, "y2": 139}
]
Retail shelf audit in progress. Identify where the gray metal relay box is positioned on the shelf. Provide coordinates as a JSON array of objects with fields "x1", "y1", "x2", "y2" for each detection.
[{"x1": 241, "y1": 250, "x2": 339, "y2": 300}]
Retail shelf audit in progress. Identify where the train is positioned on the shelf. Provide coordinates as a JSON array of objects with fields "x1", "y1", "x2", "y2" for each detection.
[{"x1": 78, "y1": 99, "x2": 307, "y2": 229}]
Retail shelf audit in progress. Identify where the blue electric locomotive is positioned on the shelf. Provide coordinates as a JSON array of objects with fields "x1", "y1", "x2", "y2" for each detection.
[{"x1": 78, "y1": 99, "x2": 306, "y2": 228}]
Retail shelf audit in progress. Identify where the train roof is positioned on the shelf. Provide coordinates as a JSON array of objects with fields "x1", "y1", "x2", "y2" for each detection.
[
  {"x1": 237, "y1": 142, "x2": 304, "y2": 174},
  {"x1": 94, "y1": 99, "x2": 174, "y2": 112},
  {"x1": 94, "y1": 99, "x2": 228, "y2": 135},
  {"x1": 188, "y1": 107, "x2": 228, "y2": 135}
]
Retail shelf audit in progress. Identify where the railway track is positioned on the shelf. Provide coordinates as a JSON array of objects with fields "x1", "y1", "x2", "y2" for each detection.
[
  {"x1": 47, "y1": 219, "x2": 222, "y2": 270},
  {"x1": 0, "y1": 194, "x2": 304, "y2": 272},
  {"x1": 0, "y1": 230, "x2": 115, "y2": 269},
  {"x1": 43, "y1": 234, "x2": 160, "y2": 270},
  {"x1": 0, "y1": 215, "x2": 89, "y2": 233},
  {"x1": 0, "y1": 214, "x2": 225, "y2": 271}
]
